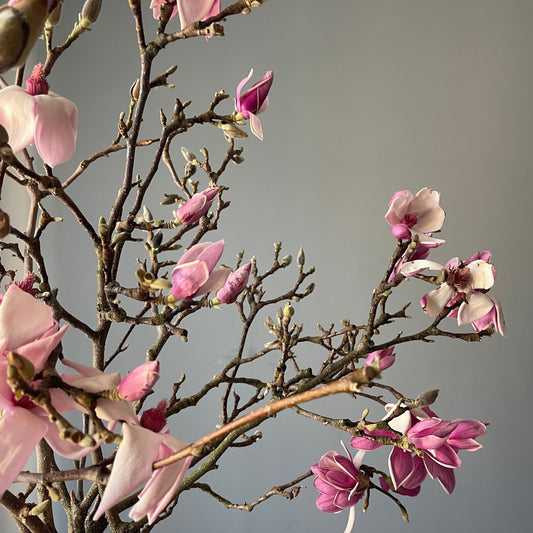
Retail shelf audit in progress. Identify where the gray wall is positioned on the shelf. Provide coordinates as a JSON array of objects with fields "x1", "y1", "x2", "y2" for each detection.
[{"x1": 2, "y1": 1, "x2": 532, "y2": 531}]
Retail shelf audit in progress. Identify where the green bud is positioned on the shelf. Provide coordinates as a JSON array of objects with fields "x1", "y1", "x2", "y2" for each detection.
[
  {"x1": 30, "y1": 499, "x2": 51, "y2": 515},
  {"x1": 297, "y1": 248, "x2": 305, "y2": 268},
  {"x1": 283, "y1": 301, "x2": 295, "y2": 318},
  {"x1": 8, "y1": 351, "x2": 35, "y2": 380},
  {"x1": 181, "y1": 146, "x2": 197, "y2": 162}
]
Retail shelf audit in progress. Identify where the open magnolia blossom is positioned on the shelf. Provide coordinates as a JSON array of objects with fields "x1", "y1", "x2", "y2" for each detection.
[
  {"x1": 311, "y1": 446, "x2": 367, "y2": 533},
  {"x1": 0, "y1": 284, "x2": 68, "y2": 497},
  {"x1": 0, "y1": 63, "x2": 78, "y2": 166},
  {"x1": 170, "y1": 240, "x2": 230, "y2": 301},
  {"x1": 235, "y1": 69, "x2": 274, "y2": 140},
  {"x1": 350, "y1": 405, "x2": 486, "y2": 495},
  {"x1": 385, "y1": 188, "x2": 446, "y2": 246},
  {"x1": 400, "y1": 251, "x2": 506, "y2": 335}
]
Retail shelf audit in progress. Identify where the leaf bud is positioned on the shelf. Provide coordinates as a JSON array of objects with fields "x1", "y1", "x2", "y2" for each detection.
[
  {"x1": 142, "y1": 205, "x2": 153, "y2": 222},
  {"x1": 29, "y1": 499, "x2": 51, "y2": 515},
  {"x1": 304, "y1": 283, "x2": 315, "y2": 296},
  {"x1": 280, "y1": 254, "x2": 292, "y2": 267},
  {"x1": 415, "y1": 389, "x2": 440, "y2": 407},
  {"x1": 297, "y1": 248, "x2": 305, "y2": 268},
  {"x1": 80, "y1": 0, "x2": 102, "y2": 27},
  {"x1": 8, "y1": 351, "x2": 35, "y2": 380},
  {"x1": 181, "y1": 146, "x2": 197, "y2": 163}
]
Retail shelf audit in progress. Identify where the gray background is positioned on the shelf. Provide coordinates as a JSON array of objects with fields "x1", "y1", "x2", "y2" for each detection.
[{"x1": 2, "y1": 0, "x2": 532, "y2": 531}]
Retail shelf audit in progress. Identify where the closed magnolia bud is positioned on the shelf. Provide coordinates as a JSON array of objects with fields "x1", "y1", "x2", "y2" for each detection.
[
  {"x1": 0, "y1": 0, "x2": 51, "y2": 74},
  {"x1": 80, "y1": 0, "x2": 102, "y2": 27}
]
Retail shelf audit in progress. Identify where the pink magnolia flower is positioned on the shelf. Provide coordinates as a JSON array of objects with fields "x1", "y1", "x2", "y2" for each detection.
[
  {"x1": 311, "y1": 446, "x2": 367, "y2": 533},
  {"x1": 400, "y1": 252, "x2": 504, "y2": 334},
  {"x1": 118, "y1": 361, "x2": 160, "y2": 401},
  {"x1": 235, "y1": 69, "x2": 274, "y2": 140},
  {"x1": 94, "y1": 401, "x2": 192, "y2": 524},
  {"x1": 175, "y1": 187, "x2": 218, "y2": 225},
  {"x1": 351, "y1": 405, "x2": 486, "y2": 495},
  {"x1": 0, "y1": 1, "x2": 54, "y2": 73},
  {"x1": 0, "y1": 64, "x2": 78, "y2": 166},
  {"x1": 0, "y1": 284, "x2": 68, "y2": 497},
  {"x1": 365, "y1": 347, "x2": 396, "y2": 371},
  {"x1": 170, "y1": 240, "x2": 230, "y2": 301},
  {"x1": 215, "y1": 262, "x2": 252, "y2": 304},
  {"x1": 151, "y1": 0, "x2": 220, "y2": 30},
  {"x1": 385, "y1": 188, "x2": 445, "y2": 246}
]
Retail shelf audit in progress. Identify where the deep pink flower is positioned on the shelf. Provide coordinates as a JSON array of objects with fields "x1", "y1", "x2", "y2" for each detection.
[
  {"x1": 311, "y1": 446, "x2": 367, "y2": 532},
  {"x1": 235, "y1": 69, "x2": 274, "y2": 140},
  {"x1": 170, "y1": 240, "x2": 230, "y2": 301},
  {"x1": 365, "y1": 347, "x2": 396, "y2": 371},
  {"x1": 118, "y1": 361, "x2": 160, "y2": 401},
  {"x1": 215, "y1": 263, "x2": 251, "y2": 304},
  {"x1": 175, "y1": 187, "x2": 218, "y2": 225},
  {"x1": 141, "y1": 399, "x2": 168, "y2": 433},
  {"x1": 351, "y1": 405, "x2": 486, "y2": 495},
  {"x1": 385, "y1": 188, "x2": 445, "y2": 246},
  {"x1": 151, "y1": 0, "x2": 220, "y2": 31},
  {"x1": 0, "y1": 64, "x2": 78, "y2": 166}
]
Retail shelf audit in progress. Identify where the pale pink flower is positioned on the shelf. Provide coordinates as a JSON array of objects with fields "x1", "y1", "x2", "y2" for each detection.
[
  {"x1": 365, "y1": 347, "x2": 396, "y2": 371},
  {"x1": 0, "y1": 284, "x2": 68, "y2": 497},
  {"x1": 94, "y1": 403, "x2": 192, "y2": 524},
  {"x1": 215, "y1": 262, "x2": 251, "y2": 303},
  {"x1": 235, "y1": 69, "x2": 274, "y2": 140},
  {"x1": 400, "y1": 254, "x2": 497, "y2": 322},
  {"x1": 175, "y1": 187, "x2": 218, "y2": 225},
  {"x1": 459, "y1": 294, "x2": 506, "y2": 336},
  {"x1": 151, "y1": 0, "x2": 220, "y2": 31},
  {"x1": 0, "y1": 64, "x2": 78, "y2": 166},
  {"x1": 118, "y1": 361, "x2": 160, "y2": 401},
  {"x1": 311, "y1": 446, "x2": 367, "y2": 533},
  {"x1": 385, "y1": 188, "x2": 445, "y2": 246},
  {"x1": 170, "y1": 240, "x2": 230, "y2": 301}
]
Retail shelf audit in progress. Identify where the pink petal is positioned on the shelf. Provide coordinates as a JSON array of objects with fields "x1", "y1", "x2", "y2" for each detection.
[
  {"x1": 177, "y1": 0, "x2": 220, "y2": 29},
  {"x1": 0, "y1": 86, "x2": 35, "y2": 153},
  {"x1": 349, "y1": 437, "x2": 382, "y2": 451},
  {"x1": 129, "y1": 434, "x2": 192, "y2": 524},
  {"x1": 400, "y1": 259, "x2": 444, "y2": 276},
  {"x1": 34, "y1": 93, "x2": 78, "y2": 166},
  {"x1": 0, "y1": 407, "x2": 49, "y2": 497},
  {"x1": 93, "y1": 424, "x2": 165, "y2": 520},
  {"x1": 171, "y1": 261, "x2": 210, "y2": 300},
  {"x1": 194, "y1": 267, "x2": 230, "y2": 297},
  {"x1": 427, "y1": 443, "x2": 461, "y2": 468},
  {"x1": 389, "y1": 447, "x2": 415, "y2": 489},
  {"x1": 195, "y1": 239, "x2": 224, "y2": 272},
  {"x1": 248, "y1": 112, "x2": 264, "y2": 140},
  {"x1": 422, "y1": 284, "x2": 455, "y2": 316},
  {"x1": 457, "y1": 293, "x2": 495, "y2": 326},
  {"x1": 0, "y1": 285, "x2": 56, "y2": 351}
]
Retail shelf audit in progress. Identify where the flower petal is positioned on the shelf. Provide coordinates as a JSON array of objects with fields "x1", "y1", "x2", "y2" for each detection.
[
  {"x1": 0, "y1": 86, "x2": 35, "y2": 152},
  {"x1": 34, "y1": 93, "x2": 78, "y2": 166},
  {"x1": 0, "y1": 406, "x2": 48, "y2": 498}
]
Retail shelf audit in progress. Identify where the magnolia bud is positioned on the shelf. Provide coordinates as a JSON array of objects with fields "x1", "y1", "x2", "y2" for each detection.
[
  {"x1": 80, "y1": 0, "x2": 102, "y2": 28},
  {"x1": 0, "y1": 0, "x2": 50, "y2": 74}
]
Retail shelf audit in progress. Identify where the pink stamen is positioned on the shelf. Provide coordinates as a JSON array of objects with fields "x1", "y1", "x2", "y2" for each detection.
[
  {"x1": 400, "y1": 212, "x2": 418, "y2": 227},
  {"x1": 25, "y1": 64, "x2": 49, "y2": 96}
]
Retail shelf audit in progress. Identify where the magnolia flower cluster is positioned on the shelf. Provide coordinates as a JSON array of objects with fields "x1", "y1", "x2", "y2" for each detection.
[
  {"x1": 313, "y1": 406, "x2": 486, "y2": 532},
  {"x1": 312, "y1": 188, "x2": 504, "y2": 531},
  {"x1": 386, "y1": 188, "x2": 506, "y2": 336}
]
